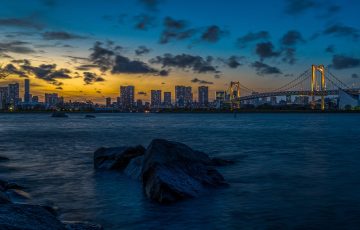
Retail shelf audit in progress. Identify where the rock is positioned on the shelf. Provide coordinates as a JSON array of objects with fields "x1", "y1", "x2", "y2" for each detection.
[
  {"x1": 63, "y1": 221, "x2": 103, "y2": 230},
  {"x1": 0, "y1": 190, "x2": 11, "y2": 204},
  {"x1": 141, "y1": 139, "x2": 227, "y2": 203},
  {"x1": 210, "y1": 157, "x2": 236, "y2": 166},
  {"x1": 124, "y1": 156, "x2": 143, "y2": 180},
  {"x1": 0, "y1": 204, "x2": 66, "y2": 230},
  {"x1": 94, "y1": 145, "x2": 145, "y2": 170},
  {"x1": 6, "y1": 189, "x2": 32, "y2": 202},
  {"x1": 5, "y1": 181, "x2": 26, "y2": 190}
]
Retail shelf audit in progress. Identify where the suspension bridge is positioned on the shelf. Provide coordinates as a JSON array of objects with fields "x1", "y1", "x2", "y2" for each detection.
[{"x1": 226, "y1": 65, "x2": 360, "y2": 110}]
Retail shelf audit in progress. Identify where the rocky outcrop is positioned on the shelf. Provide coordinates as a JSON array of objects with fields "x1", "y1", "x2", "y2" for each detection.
[
  {"x1": 93, "y1": 139, "x2": 233, "y2": 204},
  {"x1": 141, "y1": 139, "x2": 227, "y2": 203},
  {"x1": 94, "y1": 145, "x2": 145, "y2": 170},
  {"x1": 0, "y1": 204, "x2": 66, "y2": 230}
]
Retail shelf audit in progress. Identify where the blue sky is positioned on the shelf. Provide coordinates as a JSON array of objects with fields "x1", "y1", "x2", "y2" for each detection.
[{"x1": 0, "y1": 0, "x2": 359, "y2": 101}]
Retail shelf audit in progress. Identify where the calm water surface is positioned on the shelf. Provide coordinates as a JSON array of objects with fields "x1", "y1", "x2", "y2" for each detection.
[{"x1": 0, "y1": 113, "x2": 360, "y2": 229}]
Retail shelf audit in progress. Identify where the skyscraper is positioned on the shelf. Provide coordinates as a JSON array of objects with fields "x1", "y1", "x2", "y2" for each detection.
[
  {"x1": 0, "y1": 87, "x2": 8, "y2": 110},
  {"x1": 120, "y1": 85, "x2": 135, "y2": 110},
  {"x1": 24, "y1": 79, "x2": 30, "y2": 103},
  {"x1": 45, "y1": 93, "x2": 59, "y2": 107},
  {"x1": 151, "y1": 90, "x2": 162, "y2": 108},
  {"x1": 175, "y1": 86, "x2": 192, "y2": 107},
  {"x1": 198, "y1": 86, "x2": 209, "y2": 107},
  {"x1": 8, "y1": 83, "x2": 19, "y2": 106},
  {"x1": 164, "y1": 92, "x2": 171, "y2": 106},
  {"x1": 106, "y1": 97, "x2": 112, "y2": 107}
]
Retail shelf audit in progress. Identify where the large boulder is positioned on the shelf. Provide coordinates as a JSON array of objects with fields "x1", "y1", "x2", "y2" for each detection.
[
  {"x1": 0, "y1": 204, "x2": 66, "y2": 230},
  {"x1": 94, "y1": 145, "x2": 145, "y2": 170},
  {"x1": 0, "y1": 190, "x2": 10, "y2": 204},
  {"x1": 141, "y1": 139, "x2": 227, "y2": 203}
]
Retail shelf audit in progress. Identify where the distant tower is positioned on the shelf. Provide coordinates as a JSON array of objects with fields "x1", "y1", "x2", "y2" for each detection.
[
  {"x1": 198, "y1": 86, "x2": 209, "y2": 107},
  {"x1": 151, "y1": 90, "x2": 162, "y2": 108},
  {"x1": 24, "y1": 79, "x2": 30, "y2": 103}
]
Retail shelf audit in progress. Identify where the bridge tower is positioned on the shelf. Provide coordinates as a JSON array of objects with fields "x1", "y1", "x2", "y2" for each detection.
[
  {"x1": 227, "y1": 81, "x2": 241, "y2": 109},
  {"x1": 311, "y1": 65, "x2": 326, "y2": 110}
]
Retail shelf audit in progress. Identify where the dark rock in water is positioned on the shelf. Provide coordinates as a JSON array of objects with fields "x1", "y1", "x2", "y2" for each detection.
[
  {"x1": 6, "y1": 189, "x2": 32, "y2": 202},
  {"x1": 141, "y1": 139, "x2": 227, "y2": 204},
  {"x1": 124, "y1": 155, "x2": 143, "y2": 180},
  {"x1": 63, "y1": 221, "x2": 103, "y2": 230},
  {"x1": 5, "y1": 181, "x2": 26, "y2": 190},
  {"x1": 94, "y1": 145, "x2": 145, "y2": 170},
  {"x1": 85, "y1": 115, "x2": 96, "y2": 118},
  {"x1": 51, "y1": 112, "x2": 68, "y2": 118},
  {"x1": 0, "y1": 155, "x2": 9, "y2": 162},
  {"x1": 210, "y1": 157, "x2": 236, "y2": 166},
  {"x1": 0, "y1": 204, "x2": 66, "y2": 230},
  {"x1": 0, "y1": 190, "x2": 11, "y2": 204}
]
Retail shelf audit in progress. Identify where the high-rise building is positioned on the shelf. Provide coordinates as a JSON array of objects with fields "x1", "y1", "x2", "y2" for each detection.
[
  {"x1": 106, "y1": 97, "x2": 112, "y2": 107},
  {"x1": 175, "y1": 86, "x2": 192, "y2": 107},
  {"x1": 151, "y1": 90, "x2": 162, "y2": 108},
  {"x1": 270, "y1": 96, "x2": 277, "y2": 105},
  {"x1": 164, "y1": 92, "x2": 171, "y2": 106},
  {"x1": 32, "y1": 96, "x2": 39, "y2": 103},
  {"x1": 120, "y1": 85, "x2": 135, "y2": 110},
  {"x1": 45, "y1": 93, "x2": 59, "y2": 107},
  {"x1": 8, "y1": 83, "x2": 19, "y2": 106},
  {"x1": 198, "y1": 86, "x2": 209, "y2": 107},
  {"x1": 0, "y1": 87, "x2": 8, "y2": 110},
  {"x1": 24, "y1": 79, "x2": 30, "y2": 103}
]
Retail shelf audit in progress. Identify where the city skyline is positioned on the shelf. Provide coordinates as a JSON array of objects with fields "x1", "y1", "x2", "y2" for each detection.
[{"x1": 0, "y1": 0, "x2": 359, "y2": 103}]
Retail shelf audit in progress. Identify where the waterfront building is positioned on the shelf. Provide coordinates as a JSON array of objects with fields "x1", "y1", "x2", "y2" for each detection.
[
  {"x1": 120, "y1": 85, "x2": 135, "y2": 110},
  {"x1": 175, "y1": 86, "x2": 192, "y2": 107},
  {"x1": 0, "y1": 87, "x2": 8, "y2": 110},
  {"x1": 151, "y1": 90, "x2": 162, "y2": 108},
  {"x1": 24, "y1": 79, "x2": 30, "y2": 103},
  {"x1": 106, "y1": 97, "x2": 112, "y2": 107},
  {"x1": 45, "y1": 93, "x2": 59, "y2": 107},
  {"x1": 8, "y1": 83, "x2": 19, "y2": 106},
  {"x1": 163, "y1": 92, "x2": 172, "y2": 106},
  {"x1": 198, "y1": 86, "x2": 209, "y2": 107}
]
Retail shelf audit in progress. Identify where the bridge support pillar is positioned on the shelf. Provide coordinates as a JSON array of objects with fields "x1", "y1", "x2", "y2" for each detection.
[{"x1": 311, "y1": 65, "x2": 326, "y2": 110}]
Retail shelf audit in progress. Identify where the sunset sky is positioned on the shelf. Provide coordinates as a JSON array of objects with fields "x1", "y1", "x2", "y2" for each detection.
[{"x1": 0, "y1": 0, "x2": 359, "y2": 103}]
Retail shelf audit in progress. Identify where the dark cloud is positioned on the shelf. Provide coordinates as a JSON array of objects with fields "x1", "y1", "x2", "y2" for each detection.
[
  {"x1": 251, "y1": 61, "x2": 282, "y2": 75},
  {"x1": 42, "y1": 31, "x2": 87, "y2": 40},
  {"x1": 201, "y1": 25, "x2": 227, "y2": 43},
  {"x1": 191, "y1": 78, "x2": 213, "y2": 85},
  {"x1": 0, "y1": 17, "x2": 43, "y2": 30},
  {"x1": 282, "y1": 48, "x2": 296, "y2": 65},
  {"x1": 138, "y1": 91, "x2": 147, "y2": 96},
  {"x1": 331, "y1": 55, "x2": 360, "y2": 69},
  {"x1": 221, "y1": 56, "x2": 242, "y2": 68},
  {"x1": 323, "y1": 24, "x2": 359, "y2": 40},
  {"x1": 156, "y1": 69, "x2": 170, "y2": 76},
  {"x1": 11, "y1": 59, "x2": 31, "y2": 65},
  {"x1": 284, "y1": 0, "x2": 316, "y2": 15},
  {"x1": 3, "y1": 64, "x2": 28, "y2": 78},
  {"x1": 133, "y1": 14, "x2": 156, "y2": 30},
  {"x1": 89, "y1": 41, "x2": 164, "y2": 76},
  {"x1": 21, "y1": 63, "x2": 72, "y2": 85},
  {"x1": 89, "y1": 42, "x2": 116, "y2": 72},
  {"x1": 160, "y1": 17, "x2": 197, "y2": 44},
  {"x1": 352, "y1": 73, "x2": 359, "y2": 79},
  {"x1": 255, "y1": 42, "x2": 280, "y2": 60},
  {"x1": 281, "y1": 30, "x2": 305, "y2": 46},
  {"x1": 325, "y1": 45, "x2": 335, "y2": 53},
  {"x1": 150, "y1": 53, "x2": 218, "y2": 73},
  {"x1": 135, "y1": 46, "x2": 151, "y2": 56},
  {"x1": 138, "y1": 0, "x2": 162, "y2": 11},
  {"x1": 112, "y1": 55, "x2": 159, "y2": 74},
  {"x1": 237, "y1": 31, "x2": 270, "y2": 48},
  {"x1": 0, "y1": 41, "x2": 36, "y2": 54},
  {"x1": 83, "y1": 72, "x2": 105, "y2": 85},
  {"x1": 75, "y1": 64, "x2": 99, "y2": 71}
]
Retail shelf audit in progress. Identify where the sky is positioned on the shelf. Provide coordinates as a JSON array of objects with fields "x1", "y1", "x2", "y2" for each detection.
[{"x1": 0, "y1": 0, "x2": 359, "y2": 102}]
